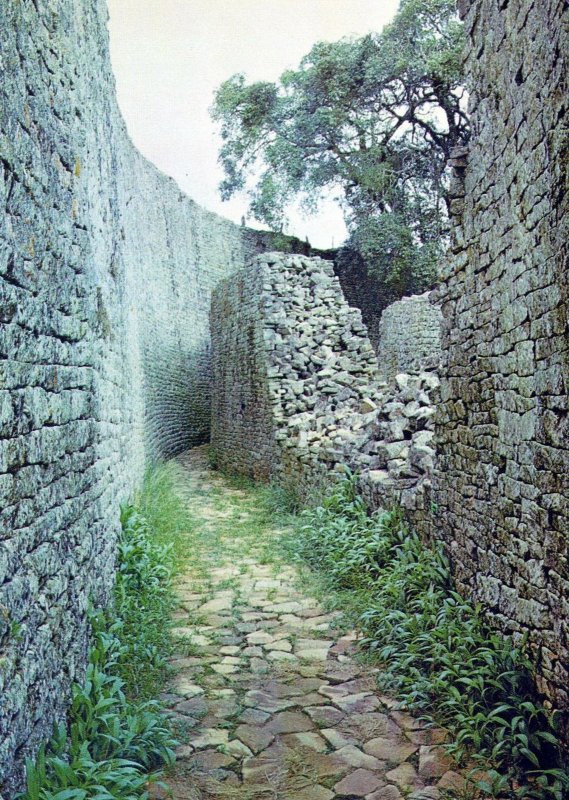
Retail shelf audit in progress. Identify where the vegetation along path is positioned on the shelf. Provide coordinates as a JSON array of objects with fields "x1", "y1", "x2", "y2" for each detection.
[{"x1": 159, "y1": 447, "x2": 465, "y2": 800}]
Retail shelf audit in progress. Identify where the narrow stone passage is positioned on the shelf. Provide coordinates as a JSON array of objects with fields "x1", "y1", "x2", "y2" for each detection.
[{"x1": 160, "y1": 448, "x2": 465, "y2": 800}]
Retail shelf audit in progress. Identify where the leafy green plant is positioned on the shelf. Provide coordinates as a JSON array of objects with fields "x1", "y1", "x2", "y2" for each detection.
[
  {"x1": 134, "y1": 461, "x2": 195, "y2": 575},
  {"x1": 21, "y1": 616, "x2": 175, "y2": 800},
  {"x1": 285, "y1": 475, "x2": 569, "y2": 800},
  {"x1": 211, "y1": 0, "x2": 468, "y2": 298},
  {"x1": 20, "y1": 464, "x2": 193, "y2": 800},
  {"x1": 113, "y1": 507, "x2": 177, "y2": 699}
]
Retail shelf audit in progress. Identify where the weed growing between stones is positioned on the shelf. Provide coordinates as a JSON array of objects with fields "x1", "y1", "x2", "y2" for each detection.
[
  {"x1": 281, "y1": 475, "x2": 569, "y2": 800},
  {"x1": 19, "y1": 463, "x2": 194, "y2": 800}
]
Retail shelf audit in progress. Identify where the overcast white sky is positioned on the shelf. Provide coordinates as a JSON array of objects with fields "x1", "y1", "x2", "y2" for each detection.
[{"x1": 107, "y1": 0, "x2": 399, "y2": 248}]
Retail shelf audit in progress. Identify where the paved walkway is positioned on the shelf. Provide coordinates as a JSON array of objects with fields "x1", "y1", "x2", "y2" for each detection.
[{"x1": 159, "y1": 448, "x2": 466, "y2": 800}]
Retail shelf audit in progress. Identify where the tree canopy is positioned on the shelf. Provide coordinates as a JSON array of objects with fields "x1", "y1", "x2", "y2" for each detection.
[{"x1": 211, "y1": 0, "x2": 469, "y2": 298}]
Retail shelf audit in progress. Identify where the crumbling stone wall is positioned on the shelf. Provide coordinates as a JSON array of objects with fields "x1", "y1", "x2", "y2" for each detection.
[
  {"x1": 377, "y1": 293, "x2": 442, "y2": 382},
  {"x1": 360, "y1": 371, "x2": 439, "y2": 533},
  {"x1": 211, "y1": 254, "x2": 382, "y2": 495},
  {"x1": 436, "y1": 0, "x2": 569, "y2": 722},
  {"x1": 211, "y1": 254, "x2": 438, "y2": 509},
  {"x1": 0, "y1": 0, "x2": 263, "y2": 789}
]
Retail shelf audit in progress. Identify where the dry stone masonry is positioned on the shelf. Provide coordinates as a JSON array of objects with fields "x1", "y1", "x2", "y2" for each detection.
[
  {"x1": 360, "y1": 371, "x2": 439, "y2": 533},
  {"x1": 377, "y1": 293, "x2": 442, "y2": 382},
  {"x1": 210, "y1": 253, "x2": 438, "y2": 512},
  {"x1": 0, "y1": 0, "x2": 267, "y2": 789},
  {"x1": 3, "y1": 0, "x2": 569, "y2": 787},
  {"x1": 436, "y1": 0, "x2": 569, "y2": 729},
  {"x1": 211, "y1": 253, "x2": 382, "y2": 493}
]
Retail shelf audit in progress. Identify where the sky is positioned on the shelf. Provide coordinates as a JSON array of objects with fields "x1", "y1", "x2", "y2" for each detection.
[{"x1": 107, "y1": 0, "x2": 399, "y2": 248}]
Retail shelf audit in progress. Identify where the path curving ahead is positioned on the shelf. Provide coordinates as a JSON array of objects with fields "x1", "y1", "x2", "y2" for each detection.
[{"x1": 159, "y1": 448, "x2": 466, "y2": 800}]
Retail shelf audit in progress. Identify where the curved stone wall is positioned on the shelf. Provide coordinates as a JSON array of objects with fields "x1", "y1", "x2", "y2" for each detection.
[{"x1": 0, "y1": 0, "x2": 262, "y2": 789}]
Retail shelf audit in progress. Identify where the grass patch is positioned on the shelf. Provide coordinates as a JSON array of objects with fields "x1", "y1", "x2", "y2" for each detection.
[
  {"x1": 20, "y1": 462, "x2": 196, "y2": 800},
  {"x1": 134, "y1": 461, "x2": 195, "y2": 577},
  {"x1": 281, "y1": 475, "x2": 569, "y2": 800}
]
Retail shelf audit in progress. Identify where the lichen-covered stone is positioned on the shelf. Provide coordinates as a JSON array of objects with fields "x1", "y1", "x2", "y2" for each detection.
[
  {"x1": 377, "y1": 293, "x2": 442, "y2": 382},
  {"x1": 210, "y1": 254, "x2": 438, "y2": 507},
  {"x1": 0, "y1": 0, "x2": 269, "y2": 791},
  {"x1": 435, "y1": 0, "x2": 569, "y2": 734}
]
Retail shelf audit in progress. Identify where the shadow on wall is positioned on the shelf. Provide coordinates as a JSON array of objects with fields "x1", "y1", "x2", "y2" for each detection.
[
  {"x1": 0, "y1": 0, "x2": 273, "y2": 790},
  {"x1": 142, "y1": 341, "x2": 213, "y2": 461}
]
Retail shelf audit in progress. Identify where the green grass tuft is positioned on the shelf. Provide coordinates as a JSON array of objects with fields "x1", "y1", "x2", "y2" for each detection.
[
  {"x1": 19, "y1": 462, "x2": 196, "y2": 800},
  {"x1": 282, "y1": 474, "x2": 569, "y2": 800},
  {"x1": 134, "y1": 461, "x2": 195, "y2": 577}
]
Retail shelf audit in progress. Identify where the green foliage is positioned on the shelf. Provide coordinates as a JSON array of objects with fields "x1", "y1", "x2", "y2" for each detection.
[
  {"x1": 286, "y1": 476, "x2": 568, "y2": 800},
  {"x1": 348, "y1": 210, "x2": 440, "y2": 297},
  {"x1": 22, "y1": 624, "x2": 175, "y2": 800},
  {"x1": 211, "y1": 0, "x2": 468, "y2": 298},
  {"x1": 134, "y1": 462, "x2": 194, "y2": 577},
  {"x1": 20, "y1": 464, "x2": 193, "y2": 800},
  {"x1": 112, "y1": 507, "x2": 177, "y2": 700}
]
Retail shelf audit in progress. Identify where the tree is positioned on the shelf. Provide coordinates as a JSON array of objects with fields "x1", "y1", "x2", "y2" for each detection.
[{"x1": 211, "y1": 0, "x2": 469, "y2": 297}]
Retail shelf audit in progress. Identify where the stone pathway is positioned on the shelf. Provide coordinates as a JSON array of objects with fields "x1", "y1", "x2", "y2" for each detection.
[{"x1": 158, "y1": 448, "x2": 467, "y2": 800}]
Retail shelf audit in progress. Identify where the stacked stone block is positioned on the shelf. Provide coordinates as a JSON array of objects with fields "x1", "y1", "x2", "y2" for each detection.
[
  {"x1": 377, "y1": 293, "x2": 442, "y2": 382},
  {"x1": 210, "y1": 263, "x2": 280, "y2": 481},
  {"x1": 360, "y1": 372, "x2": 439, "y2": 532},
  {"x1": 436, "y1": 0, "x2": 569, "y2": 727},
  {"x1": 210, "y1": 254, "x2": 438, "y2": 509},
  {"x1": 211, "y1": 254, "x2": 380, "y2": 494},
  {"x1": 0, "y1": 0, "x2": 264, "y2": 789}
]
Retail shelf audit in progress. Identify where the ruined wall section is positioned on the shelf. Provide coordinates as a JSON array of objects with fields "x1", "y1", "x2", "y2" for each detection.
[
  {"x1": 436, "y1": 0, "x2": 569, "y2": 718},
  {"x1": 360, "y1": 371, "x2": 439, "y2": 533},
  {"x1": 211, "y1": 254, "x2": 438, "y2": 509},
  {"x1": 210, "y1": 254, "x2": 383, "y2": 494},
  {"x1": 377, "y1": 293, "x2": 442, "y2": 382},
  {"x1": 0, "y1": 0, "x2": 261, "y2": 789}
]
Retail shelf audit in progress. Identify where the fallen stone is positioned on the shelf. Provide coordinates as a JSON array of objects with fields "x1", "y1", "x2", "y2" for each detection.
[
  {"x1": 226, "y1": 739, "x2": 253, "y2": 759},
  {"x1": 436, "y1": 770, "x2": 469, "y2": 793},
  {"x1": 284, "y1": 786, "x2": 334, "y2": 800},
  {"x1": 334, "y1": 692, "x2": 380, "y2": 714},
  {"x1": 334, "y1": 768, "x2": 383, "y2": 797},
  {"x1": 234, "y1": 724, "x2": 275, "y2": 754},
  {"x1": 320, "y1": 728, "x2": 357, "y2": 749},
  {"x1": 189, "y1": 728, "x2": 230, "y2": 750},
  {"x1": 305, "y1": 705, "x2": 345, "y2": 726},
  {"x1": 283, "y1": 731, "x2": 328, "y2": 752},
  {"x1": 174, "y1": 696, "x2": 208, "y2": 717},
  {"x1": 266, "y1": 711, "x2": 314, "y2": 734},
  {"x1": 418, "y1": 746, "x2": 453, "y2": 779},
  {"x1": 366, "y1": 786, "x2": 403, "y2": 800},
  {"x1": 336, "y1": 744, "x2": 385, "y2": 770},
  {"x1": 385, "y1": 763, "x2": 424, "y2": 790},
  {"x1": 363, "y1": 736, "x2": 418, "y2": 764},
  {"x1": 238, "y1": 708, "x2": 271, "y2": 725},
  {"x1": 198, "y1": 596, "x2": 233, "y2": 614}
]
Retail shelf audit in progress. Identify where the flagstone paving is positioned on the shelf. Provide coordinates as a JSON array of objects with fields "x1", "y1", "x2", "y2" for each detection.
[{"x1": 158, "y1": 448, "x2": 467, "y2": 800}]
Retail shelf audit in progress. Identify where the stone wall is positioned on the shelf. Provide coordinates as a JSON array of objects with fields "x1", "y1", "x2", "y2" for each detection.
[
  {"x1": 210, "y1": 263, "x2": 280, "y2": 482},
  {"x1": 377, "y1": 293, "x2": 442, "y2": 381},
  {"x1": 436, "y1": 0, "x2": 569, "y2": 723},
  {"x1": 0, "y1": 0, "x2": 263, "y2": 790},
  {"x1": 360, "y1": 371, "x2": 439, "y2": 533},
  {"x1": 211, "y1": 254, "x2": 438, "y2": 509},
  {"x1": 211, "y1": 254, "x2": 383, "y2": 496}
]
